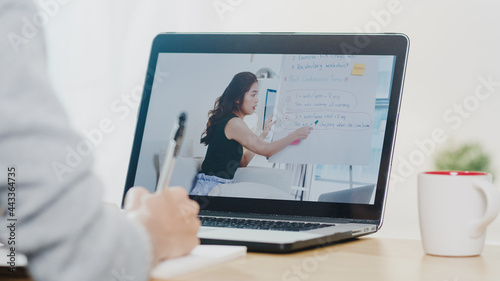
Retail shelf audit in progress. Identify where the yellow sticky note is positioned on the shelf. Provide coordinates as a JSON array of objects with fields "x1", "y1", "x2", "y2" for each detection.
[{"x1": 351, "y1": 64, "x2": 366, "y2": 76}]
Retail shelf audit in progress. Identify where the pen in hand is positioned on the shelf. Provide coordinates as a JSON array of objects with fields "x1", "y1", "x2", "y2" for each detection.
[{"x1": 156, "y1": 112, "x2": 187, "y2": 192}]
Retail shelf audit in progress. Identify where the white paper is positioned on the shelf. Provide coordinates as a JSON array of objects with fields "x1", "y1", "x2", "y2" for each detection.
[{"x1": 151, "y1": 245, "x2": 247, "y2": 279}]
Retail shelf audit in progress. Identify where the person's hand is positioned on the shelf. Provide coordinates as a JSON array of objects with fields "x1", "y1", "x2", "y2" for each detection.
[
  {"x1": 260, "y1": 114, "x2": 276, "y2": 138},
  {"x1": 124, "y1": 186, "x2": 200, "y2": 265},
  {"x1": 291, "y1": 126, "x2": 313, "y2": 140}
]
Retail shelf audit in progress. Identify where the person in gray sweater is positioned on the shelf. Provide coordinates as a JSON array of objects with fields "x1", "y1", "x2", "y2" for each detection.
[{"x1": 0, "y1": 1, "x2": 200, "y2": 280}]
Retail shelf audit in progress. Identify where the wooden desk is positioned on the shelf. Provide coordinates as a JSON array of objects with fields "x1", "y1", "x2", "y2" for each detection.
[{"x1": 153, "y1": 238, "x2": 500, "y2": 281}]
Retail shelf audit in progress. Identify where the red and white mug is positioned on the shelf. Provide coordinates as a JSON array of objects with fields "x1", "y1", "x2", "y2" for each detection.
[{"x1": 418, "y1": 171, "x2": 500, "y2": 256}]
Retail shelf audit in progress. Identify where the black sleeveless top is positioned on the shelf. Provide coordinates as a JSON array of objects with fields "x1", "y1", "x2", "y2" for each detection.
[{"x1": 201, "y1": 114, "x2": 243, "y2": 179}]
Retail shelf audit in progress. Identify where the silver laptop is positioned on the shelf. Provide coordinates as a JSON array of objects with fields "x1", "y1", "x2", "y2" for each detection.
[{"x1": 123, "y1": 33, "x2": 409, "y2": 252}]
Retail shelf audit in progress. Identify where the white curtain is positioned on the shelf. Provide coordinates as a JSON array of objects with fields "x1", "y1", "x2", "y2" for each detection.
[{"x1": 42, "y1": 1, "x2": 208, "y2": 204}]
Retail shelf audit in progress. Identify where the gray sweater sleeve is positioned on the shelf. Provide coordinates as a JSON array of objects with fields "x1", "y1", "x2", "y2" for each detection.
[{"x1": 0, "y1": 1, "x2": 153, "y2": 280}]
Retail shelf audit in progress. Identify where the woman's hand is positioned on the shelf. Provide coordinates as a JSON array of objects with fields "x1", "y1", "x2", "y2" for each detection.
[
  {"x1": 260, "y1": 114, "x2": 276, "y2": 139},
  {"x1": 291, "y1": 126, "x2": 313, "y2": 140}
]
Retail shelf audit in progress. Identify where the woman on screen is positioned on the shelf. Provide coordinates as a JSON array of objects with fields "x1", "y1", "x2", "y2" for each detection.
[{"x1": 190, "y1": 72, "x2": 312, "y2": 195}]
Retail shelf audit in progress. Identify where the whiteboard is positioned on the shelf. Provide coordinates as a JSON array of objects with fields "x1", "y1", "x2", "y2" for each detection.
[{"x1": 269, "y1": 55, "x2": 379, "y2": 165}]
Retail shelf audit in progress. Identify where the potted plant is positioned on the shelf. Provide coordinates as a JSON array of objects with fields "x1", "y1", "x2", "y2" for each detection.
[{"x1": 434, "y1": 142, "x2": 494, "y2": 180}]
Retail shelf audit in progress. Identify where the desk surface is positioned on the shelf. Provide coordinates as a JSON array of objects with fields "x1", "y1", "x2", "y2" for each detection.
[{"x1": 153, "y1": 238, "x2": 500, "y2": 281}]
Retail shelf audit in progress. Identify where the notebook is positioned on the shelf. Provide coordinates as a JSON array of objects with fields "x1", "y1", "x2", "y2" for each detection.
[
  {"x1": 123, "y1": 33, "x2": 409, "y2": 252},
  {"x1": 151, "y1": 245, "x2": 246, "y2": 279}
]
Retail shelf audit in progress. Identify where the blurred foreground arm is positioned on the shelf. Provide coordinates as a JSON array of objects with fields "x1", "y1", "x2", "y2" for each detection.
[{"x1": 0, "y1": 0, "x2": 198, "y2": 280}]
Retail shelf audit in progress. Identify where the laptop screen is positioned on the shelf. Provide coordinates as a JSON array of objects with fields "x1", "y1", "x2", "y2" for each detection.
[{"x1": 124, "y1": 33, "x2": 408, "y2": 222}]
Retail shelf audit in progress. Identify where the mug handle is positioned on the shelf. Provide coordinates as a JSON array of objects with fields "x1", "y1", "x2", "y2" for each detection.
[{"x1": 469, "y1": 179, "x2": 500, "y2": 238}]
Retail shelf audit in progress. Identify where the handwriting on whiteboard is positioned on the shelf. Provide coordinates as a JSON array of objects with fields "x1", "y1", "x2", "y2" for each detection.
[{"x1": 277, "y1": 89, "x2": 371, "y2": 131}]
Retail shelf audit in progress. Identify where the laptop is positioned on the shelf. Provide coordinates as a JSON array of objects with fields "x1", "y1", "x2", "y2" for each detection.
[{"x1": 123, "y1": 33, "x2": 409, "y2": 253}]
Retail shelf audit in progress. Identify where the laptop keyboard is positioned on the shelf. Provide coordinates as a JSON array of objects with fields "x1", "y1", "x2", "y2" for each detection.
[{"x1": 200, "y1": 216, "x2": 335, "y2": 232}]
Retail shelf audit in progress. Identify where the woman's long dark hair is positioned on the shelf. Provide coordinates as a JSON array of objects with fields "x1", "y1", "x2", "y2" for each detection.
[{"x1": 201, "y1": 72, "x2": 258, "y2": 145}]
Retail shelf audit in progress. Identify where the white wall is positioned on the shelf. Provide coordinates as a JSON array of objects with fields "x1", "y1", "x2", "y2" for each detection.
[{"x1": 42, "y1": 0, "x2": 500, "y2": 244}]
